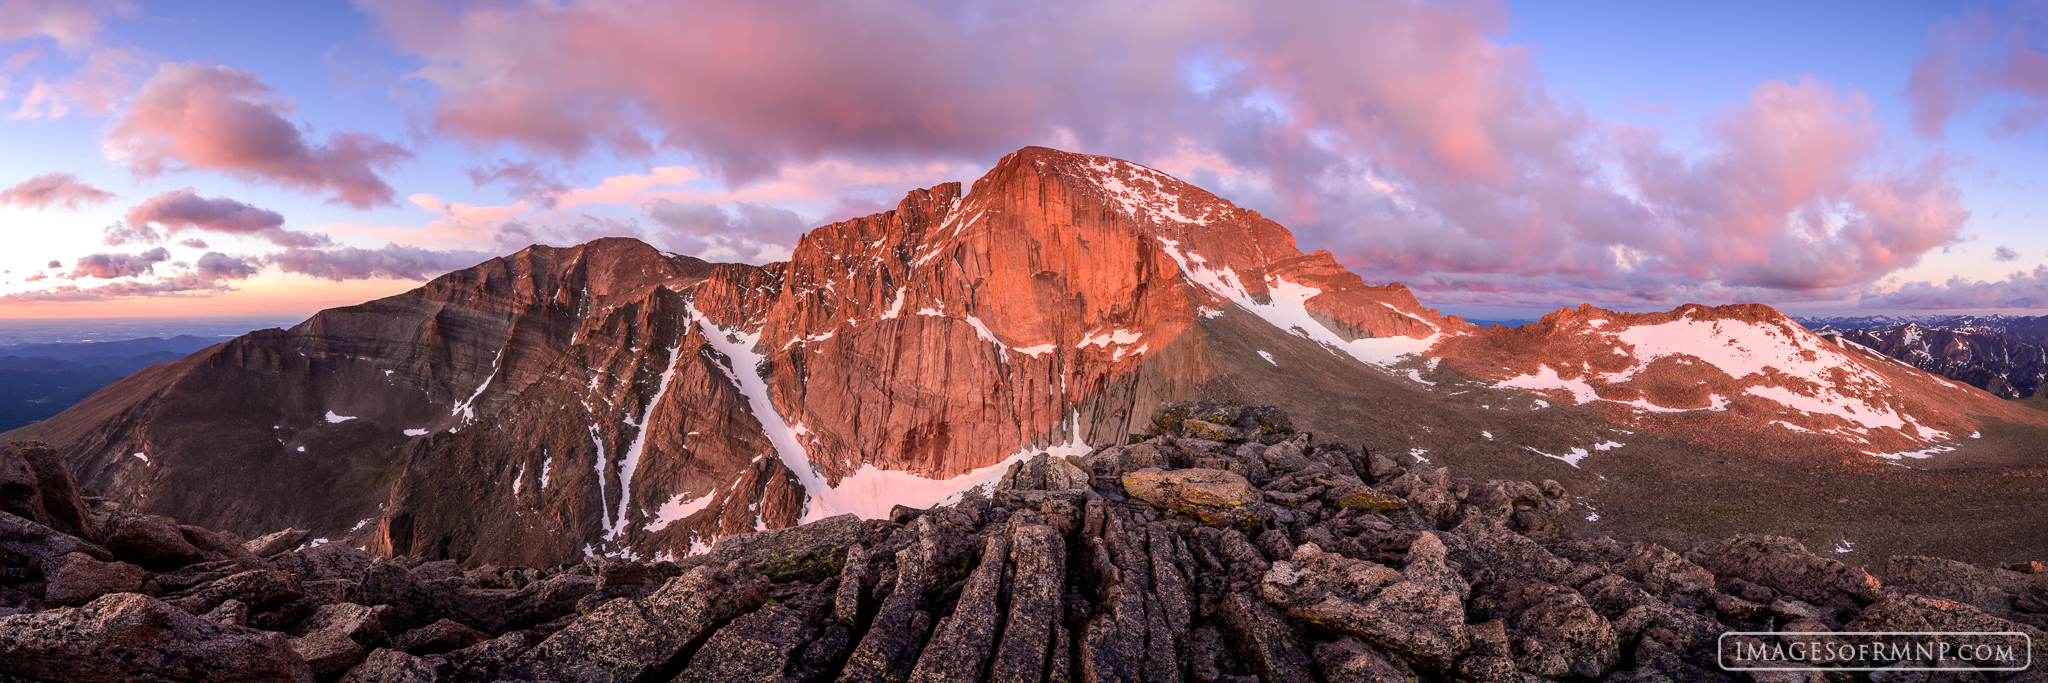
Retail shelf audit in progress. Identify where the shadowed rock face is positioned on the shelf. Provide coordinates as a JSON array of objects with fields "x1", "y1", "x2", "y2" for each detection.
[
  {"x1": 8, "y1": 146, "x2": 2042, "y2": 568},
  {"x1": 3, "y1": 404, "x2": 2044, "y2": 682}
]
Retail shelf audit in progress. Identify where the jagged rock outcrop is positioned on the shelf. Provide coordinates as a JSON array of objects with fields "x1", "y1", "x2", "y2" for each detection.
[
  {"x1": 5, "y1": 402, "x2": 2046, "y2": 681},
  {"x1": 1818, "y1": 322, "x2": 2048, "y2": 399}
]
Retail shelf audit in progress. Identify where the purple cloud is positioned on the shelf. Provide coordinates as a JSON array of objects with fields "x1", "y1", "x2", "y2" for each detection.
[
  {"x1": 66, "y1": 246, "x2": 169, "y2": 279},
  {"x1": 0, "y1": 172, "x2": 116, "y2": 210}
]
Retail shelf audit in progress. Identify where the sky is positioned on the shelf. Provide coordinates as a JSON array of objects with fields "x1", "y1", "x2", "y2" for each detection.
[{"x1": 0, "y1": 0, "x2": 2044, "y2": 322}]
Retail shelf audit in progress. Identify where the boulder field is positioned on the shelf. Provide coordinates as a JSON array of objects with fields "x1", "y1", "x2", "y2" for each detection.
[{"x1": 2, "y1": 404, "x2": 2045, "y2": 682}]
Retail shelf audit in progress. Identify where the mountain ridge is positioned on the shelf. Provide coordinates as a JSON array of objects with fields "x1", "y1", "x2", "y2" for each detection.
[{"x1": 9, "y1": 146, "x2": 2045, "y2": 567}]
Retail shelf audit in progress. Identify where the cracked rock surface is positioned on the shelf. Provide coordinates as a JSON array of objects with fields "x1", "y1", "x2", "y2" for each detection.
[{"x1": 3, "y1": 403, "x2": 2046, "y2": 682}]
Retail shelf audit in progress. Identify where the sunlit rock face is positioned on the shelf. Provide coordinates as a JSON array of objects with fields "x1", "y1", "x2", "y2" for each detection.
[{"x1": 17, "y1": 146, "x2": 2039, "y2": 566}]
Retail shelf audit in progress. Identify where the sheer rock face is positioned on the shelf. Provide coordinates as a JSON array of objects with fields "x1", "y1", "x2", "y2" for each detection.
[
  {"x1": 9, "y1": 146, "x2": 2041, "y2": 568},
  {"x1": 6, "y1": 147, "x2": 1445, "y2": 566},
  {"x1": 4, "y1": 403, "x2": 2048, "y2": 683}
]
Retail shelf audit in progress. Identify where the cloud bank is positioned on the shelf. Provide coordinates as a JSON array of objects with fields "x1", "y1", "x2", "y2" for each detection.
[
  {"x1": 107, "y1": 63, "x2": 412, "y2": 208},
  {"x1": 1864, "y1": 266, "x2": 2048, "y2": 310},
  {"x1": 361, "y1": 0, "x2": 1971, "y2": 311}
]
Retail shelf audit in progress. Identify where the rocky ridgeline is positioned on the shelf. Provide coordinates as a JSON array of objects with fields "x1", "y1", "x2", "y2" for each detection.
[{"x1": 3, "y1": 404, "x2": 2047, "y2": 683}]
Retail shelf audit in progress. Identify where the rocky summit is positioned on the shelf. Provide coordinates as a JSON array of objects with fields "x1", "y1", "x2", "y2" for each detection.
[
  {"x1": 4, "y1": 403, "x2": 2046, "y2": 683},
  {"x1": 7, "y1": 146, "x2": 2045, "y2": 568}
]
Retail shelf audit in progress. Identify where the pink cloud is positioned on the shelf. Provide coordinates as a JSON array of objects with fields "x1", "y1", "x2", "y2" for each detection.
[
  {"x1": 1609, "y1": 79, "x2": 1962, "y2": 290},
  {"x1": 126, "y1": 188, "x2": 283, "y2": 233},
  {"x1": 193, "y1": 251, "x2": 261, "y2": 280},
  {"x1": 1863, "y1": 265, "x2": 2048, "y2": 310},
  {"x1": 0, "y1": 279, "x2": 221, "y2": 302},
  {"x1": 0, "y1": 172, "x2": 115, "y2": 209},
  {"x1": 121, "y1": 188, "x2": 332, "y2": 247},
  {"x1": 358, "y1": 0, "x2": 1157, "y2": 181},
  {"x1": 268, "y1": 244, "x2": 491, "y2": 281},
  {"x1": 363, "y1": 0, "x2": 1973, "y2": 310},
  {"x1": 1906, "y1": 4, "x2": 2048, "y2": 139},
  {"x1": 0, "y1": 0, "x2": 135, "y2": 51},
  {"x1": 106, "y1": 63, "x2": 412, "y2": 208}
]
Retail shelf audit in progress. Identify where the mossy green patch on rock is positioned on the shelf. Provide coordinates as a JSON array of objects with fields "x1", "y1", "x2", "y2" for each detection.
[
  {"x1": 754, "y1": 545, "x2": 847, "y2": 584},
  {"x1": 1327, "y1": 483, "x2": 1406, "y2": 511},
  {"x1": 1151, "y1": 404, "x2": 1192, "y2": 435},
  {"x1": 1122, "y1": 467, "x2": 1266, "y2": 527}
]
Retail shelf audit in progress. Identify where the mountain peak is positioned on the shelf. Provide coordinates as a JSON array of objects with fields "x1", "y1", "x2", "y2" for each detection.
[{"x1": 17, "y1": 147, "x2": 2044, "y2": 566}]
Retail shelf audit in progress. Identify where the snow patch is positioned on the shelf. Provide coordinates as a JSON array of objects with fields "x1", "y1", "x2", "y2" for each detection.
[
  {"x1": 1407, "y1": 448, "x2": 1430, "y2": 464},
  {"x1": 609, "y1": 339, "x2": 686, "y2": 540},
  {"x1": 1873, "y1": 443, "x2": 1956, "y2": 460},
  {"x1": 1077, "y1": 329, "x2": 1142, "y2": 348},
  {"x1": 1498, "y1": 365, "x2": 1600, "y2": 404},
  {"x1": 1156, "y1": 237, "x2": 1439, "y2": 369},
  {"x1": 588, "y1": 425, "x2": 614, "y2": 537},
  {"x1": 823, "y1": 410, "x2": 1093, "y2": 520},
  {"x1": 963, "y1": 315, "x2": 1009, "y2": 354},
  {"x1": 450, "y1": 349, "x2": 505, "y2": 424},
  {"x1": 881, "y1": 287, "x2": 906, "y2": 319},
  {"x1": 403, "y1": 428, "x2": 429, "y2": 437},
  {"x1": 650, "y1": 492, "x2": 716, "y2": 532},
  {"x1": 1525, "y1": 446, "x2": 1590, "y2": 467},
  {"x1": 324, "y1": 411, "x2": 355, "y2": 424},
  {"x1": 1745, "y1": 385, "x2": 1905, "y2": 430},
  {"x1": 295, "y1": 446, "x2": 306, "y2": 452},
  {"x1": 695, "y1": 304, "x2": 833, "y2": 523},
  {"x1": 1081, "y1": 159, "x2": 1215, "y2": 225},
  {"x1": 349, "y1": 518, "x2": 373, "y2": 532},
  {"x1": 1015, "y1": 343, "x2": 1057, "y2": 358},
  {"x1": 132, "y1": 452, "x2": 148, "y2": 463},
  {"x1": 1258, "y1": 350, "x2": 1277, "y2": 366}
]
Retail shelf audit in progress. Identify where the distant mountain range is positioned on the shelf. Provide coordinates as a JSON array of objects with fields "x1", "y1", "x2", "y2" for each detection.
[
  {"x1": 1794, "y1": 316, "x2": 2048, "y2": 399},
  {"x1": 1796, "y1": 314, "x2": 2048, "y2": 340},
  {"x1": 0, "y1": 336, "x2": 233, "y2": 431}
]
